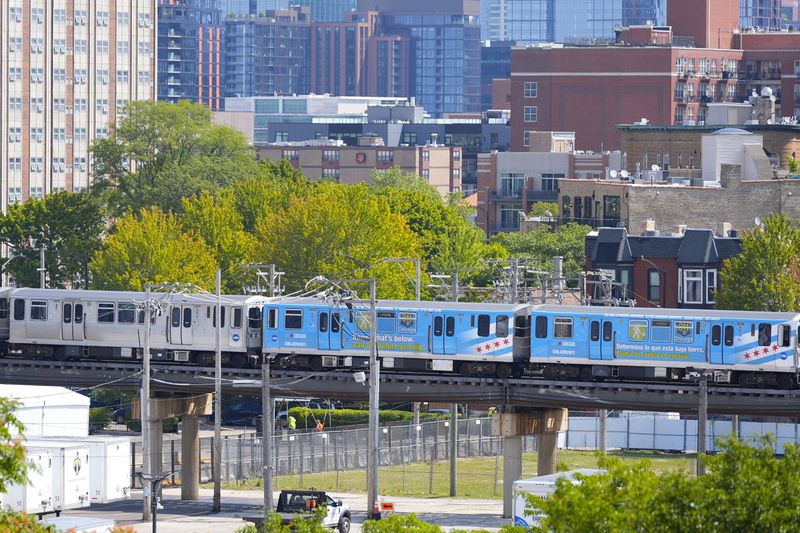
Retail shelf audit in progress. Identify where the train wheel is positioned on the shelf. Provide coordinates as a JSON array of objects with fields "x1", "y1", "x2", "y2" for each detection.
[
  {"x1": 579, "y1": 366, "x2": 593, "y2": 382},
  {"x1": 309, "y1": 357, "x2": 323, "y2": 372},
  {"x1": 53, "y1": 347, "x2": 68, "y2": 362},
  {"x1": 495, "y1": 364, "x2": 512, "y2": 380},
  {"x1": 460, "y1": 363, "x2": 476, "y2": 377},
  {"x1": 230, "y1": 353, "x2": 247, "y2": 369}
]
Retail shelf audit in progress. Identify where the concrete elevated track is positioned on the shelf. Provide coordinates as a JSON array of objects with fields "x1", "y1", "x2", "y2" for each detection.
[{"x1": 0, "y1": 359, "x2": 799, "y2": 416}]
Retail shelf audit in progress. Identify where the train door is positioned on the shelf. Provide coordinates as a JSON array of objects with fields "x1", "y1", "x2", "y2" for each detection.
[
  {"x1": 317, "y1": 309, "x2": 343, "y2": 351},
  {"x1": 709, "y1": 323, "x2": 723, "y2": 364},
  {"x1": 169, "y1": 305, "x2": 193, "y2": 345},
  {"x1": 600, "y1": 320, "x2": 614, "y2": 360},
  {"x1": 721, "y1": 322, "x2": 736, "y2": 364},
  {"x1": 432, "y1": 314, "x2": 457, "y2": 355},
  {"x1": 61, "y1": 301, "x2": 84, "y2": 341},
  {"x1": 589, "y1": 320, "x2": 601, "y2": 360}
]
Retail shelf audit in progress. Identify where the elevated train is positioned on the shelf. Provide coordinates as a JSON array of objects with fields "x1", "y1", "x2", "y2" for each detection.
[{"x1": 0, "y1": 288, "x2": 798, "y2": 389}]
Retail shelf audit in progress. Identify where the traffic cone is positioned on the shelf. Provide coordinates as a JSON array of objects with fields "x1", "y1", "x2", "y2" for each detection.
[{"x1": 372, "y1": 501, "x2": 381, "y2": 520}]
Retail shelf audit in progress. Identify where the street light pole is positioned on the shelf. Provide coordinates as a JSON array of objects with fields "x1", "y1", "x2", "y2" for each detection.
[
  {"x1": 213, "y1": 269, "x2": 222, "y2": 512},
  {"x1": 263, "y1": 265, "x2": 276, "y2": 513},
  {"x1": 367, "y1": 278, "x2": 380, "y2": 519},
  {"x1": 639, "y1": 256, "x2": 665, "y2": 308},
  {"x1": 39, "y1": 244, "x2": 46, "y2": 288},
  {"x1": 142, "y1": 284, "x2": 152, "y2": 521}
]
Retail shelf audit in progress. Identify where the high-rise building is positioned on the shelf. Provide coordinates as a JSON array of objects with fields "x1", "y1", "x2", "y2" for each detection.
[
  {"x1": 366, "y1": 35, "x2": 412, "y2": 97},
  {"x1": 218, "y1": 0, "x2": 273, "y2": 16},
  {"x1": 311, "y1": 12, "x2": 379, "y2": 96},
  {"x1": 481, "y1": 0, "x2": 506, "y2": 41},
  {"x1": 295, "y1": 0, "x2": 358, "y2": 22},
  {"x1": 0, "y1": 0, "x2": 157, "y2": 208},
  {"x1": 359, "y1": 0, "x2": 482, "y2": 115},
  {"x1": 481, "y1": 41, "x2": 514, "y2": 111},
  {"x1": 158, "y1": 0, "x2": 224, "y2": 110},
  {"x1": 224, "y1": 7, "x2": 311, "y2": 98}
]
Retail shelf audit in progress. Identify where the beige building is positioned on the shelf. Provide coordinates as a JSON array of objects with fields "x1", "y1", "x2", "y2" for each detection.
[
  {"x1": 0, "y1": 1, "x2": 157, "y2": 209},
  {"x1": 257, "y1": 139, "x2": 462, "y2": 196}
]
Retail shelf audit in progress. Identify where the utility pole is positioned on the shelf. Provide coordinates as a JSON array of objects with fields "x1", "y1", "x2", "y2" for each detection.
[
  {"x1": 213, "y1": 269, "x2": 222, "y2": 512},
  {"x1": 599, "y1": 409, "x2": 608, "y2": 454},
  {"x1": 38, "y1": 244, "x2": 46, "y2": 288},
  {"x1": 451, "y1": 271, "x2": 459, "y2": 302},
  {"x1": 509, "y1": 259, "x2": 518, "y2": 303},
  {"x1": 697, "y1": 375, "x2": 708, "y2": 476},
  {"x1": 412, "y1": 258, "x2": 420, "y2": 459},
  {"x1": 142, "y1": 284, "x2": 152, "y2": 521},
  {"x1": 262, "y1": 265, "x2": 276, "y2": 512},
  {"x1": 367, "y1": 278, "x2": 380, "y2": 519},
  {"x1": 449, "y1": 404, "x2": 458, "y2": 496},
  {"x1": 415, "y1": 259, "x2": 421, "y2": 302}
]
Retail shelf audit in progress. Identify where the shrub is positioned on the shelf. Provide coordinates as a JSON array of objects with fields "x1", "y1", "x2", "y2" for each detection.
[
  {"x1": 288, "y1": 408, "x2": 446, "y2": 429},
  {"x1": 363, "y1": 514, "x2": 442, "y2": 532},
  {"x1": 89, "y1": 407, "x2": 112, "y2": 431},
  {"x1": 0, "y1": 511, "x2": 55, "y2": 532}
]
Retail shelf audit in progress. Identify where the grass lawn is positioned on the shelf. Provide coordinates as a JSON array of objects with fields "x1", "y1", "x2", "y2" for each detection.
[{"x1": 216, "y1": 449, "x2": 695, "y2": 499}]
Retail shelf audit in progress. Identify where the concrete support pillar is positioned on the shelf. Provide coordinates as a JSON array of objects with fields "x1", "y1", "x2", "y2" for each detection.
[
  {"x1": 148, "y1": 420, "x2": 164, "y2": 498},
  {"x1": 502, "y1": 436, "x2": 522, "y2": 519},
  {"x1": 536, "y1": 430, "x2": 558, "y2": 476},
  {"x1": 181, "y1": 416, "x2": 200, "y2": 500}
]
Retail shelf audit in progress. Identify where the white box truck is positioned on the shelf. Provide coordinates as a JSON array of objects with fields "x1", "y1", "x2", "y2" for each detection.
[
  {"x1": 85, "y1": 436, "x2": 132, "y2": 503},
  {"x1": 27, "y1": 441, "x2": 91, "y2": 513},
  {"x1": 4, "y1": 448, "x2": 55, "y2": 516},
  {"x1": 512, "y1": 469, "x2": 604, "y2": 529}
]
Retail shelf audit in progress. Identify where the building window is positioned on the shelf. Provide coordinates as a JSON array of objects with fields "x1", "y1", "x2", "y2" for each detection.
[
  {"x1": 524, "y1": 82, "x2": 538, "y2": 98},
  {"x1": 282, "y1": 150, "x2": 299, "y2": 161},
  {"x1": 648, "y1": 269, "x2": 661, "y2": 303},
  {"x1": 377, "y1": 150, "x2": 394, "y2": 162},
  {"x1": 524, "y1": 106, "x2": 538, "y2": 123},
  {"x1": 402, "y1": 132, "x2": 417, "y2": 145},
  {"x1": 542, "y1": 174, "x2": 562, "y2": 191},
  {"x1": 706, "y1": 270, "x2": 717, "y2": 303},
  {"x1": 500, "y1": 173, "x2": 524, "y2": 198},
  {"x1": 523, "y1": 131, "x2": 532, "y2": 147},
  {"x1": 603, "y1": 195, "x2": 621, "y2": 220},
  {"x1": 674, "y1": 107, "x2": 684, "y2": 124},
  {"x1": 322, "y1": 168, "x2": 340, "y2": 180},
  {"x1": 676, "y1": 57, "x2": 686, "y2": 75},
  {"x1": 683, "y1": 269, "x2": 703, "y2": 304},
  {"x1": 322, "y1": 150, "x2": 340, "y2": 162},
  {"x1": 422, "y1": 169, "x2": 430, "y2": 180},
  {"x1": 500, "y1": 205, "x2": 521, "y2": 230},
  {"x1": 422, "y1": 150, "x2": 429, "y2": 162},
  {"x1": 275, "y1": 132, "x2": 289, "y2": 142}
]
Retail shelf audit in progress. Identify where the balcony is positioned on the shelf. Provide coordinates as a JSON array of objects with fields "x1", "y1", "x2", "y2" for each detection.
[
  {"x1": 493, "y1": 189, "x2": 522, "y2": 200},
  {"x1": 527, "y1": 190, "x2": 558, "y2": 202},
  {"x1": 559, "y1": 217, "x2": 622, "y2": 228}
]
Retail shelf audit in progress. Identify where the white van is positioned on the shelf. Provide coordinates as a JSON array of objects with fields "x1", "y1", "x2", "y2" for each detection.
[{"x1": 512, "y1": 469, "x2": 605, "y2": 529}]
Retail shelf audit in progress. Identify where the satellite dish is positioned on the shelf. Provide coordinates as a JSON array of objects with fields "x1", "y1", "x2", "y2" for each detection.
[
  {"x1": 651, "y1": 164, "x2": 660, "y2": 171},
  {"x1": 610, "y1": 170, "x2": 619, "y2": 178},
  {"x1": 620, "y1": 170, "x2": 630, "y2": 178}
]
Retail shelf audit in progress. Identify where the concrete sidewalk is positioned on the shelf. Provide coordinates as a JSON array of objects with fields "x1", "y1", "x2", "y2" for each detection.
[{"x1": 61, "y1": 488, "x2": 508, "y2": 532}]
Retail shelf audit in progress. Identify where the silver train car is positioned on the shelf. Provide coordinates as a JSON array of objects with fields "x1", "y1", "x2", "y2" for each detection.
[{"x1": 0, "y1": 288, "x2": 266, "y2": 367}]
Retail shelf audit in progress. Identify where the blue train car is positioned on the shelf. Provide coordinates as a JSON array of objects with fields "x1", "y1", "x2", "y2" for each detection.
[
  {"x1": 529, "y1": 306, "x2": 800, "y2": 388},
  {"x1": 263, "y1": 298, "x2": 529, "y2": 377}
]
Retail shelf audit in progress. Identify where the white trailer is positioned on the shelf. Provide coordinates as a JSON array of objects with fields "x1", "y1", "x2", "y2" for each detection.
[
  {"x1": 512, "y1": 469, "x2": 604, "y2": 529},
  {"x1": 84, "y1": 436, "x2": 132, "y2": 503},
  {"x1": 27, "y1": 441, "x2": 91, "y2": 512},
  {"x1": 4, "y1": 448, "x2": 55, "y2": 516}
]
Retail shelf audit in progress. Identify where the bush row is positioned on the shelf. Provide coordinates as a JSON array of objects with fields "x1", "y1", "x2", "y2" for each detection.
[{"x1": 287, "y1": 407, "x2": 447, "y2": 429}]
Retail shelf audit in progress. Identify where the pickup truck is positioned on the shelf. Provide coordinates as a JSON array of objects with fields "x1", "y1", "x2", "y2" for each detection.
[{"x1": 275, "y1": 490, "x2": 351, "y2": 533}]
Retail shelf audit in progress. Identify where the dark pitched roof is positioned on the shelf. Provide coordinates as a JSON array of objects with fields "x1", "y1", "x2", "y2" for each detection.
[
  {"x1": 677, "y1": 229, "x2": 717, "y2": 264},
  {"x1": 628, "y1": 236, "x2": 681, "y2": 258},
  {"x1": 590, "y1": 228, "x2": 633, "y2": 263}
]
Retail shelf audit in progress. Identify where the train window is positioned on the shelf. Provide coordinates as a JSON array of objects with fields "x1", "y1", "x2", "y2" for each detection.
[
  {"x1": 118, "y1": 303, "x2": 135, "y2": 324},
  {"x1": 758, "y1": 323, "x2": 772, "y2": 346},
  {"x1": 628, "y1": 320, "x2": 648, "y2": 342},
  {"x1": 446, "y1": 317, "x2": 455, "y2": 337},
  {"x1": 183, "y1": 308, "x2": 192, "y2": 328},
  {"x1": 535, "y1": 316, "x2": 548, "y2": 339},
  {"x1": 724, "y1": 325, "x2": 734, "y2": 346},
  {"x1": 477, "y1": 314, "x2": 491, "y2": 337},
  {"x1": 248, "y1": 308, "x2": 262, "y2": 329},
  {"x1": 267, "y1": 308, "x2": 278, "y2": 329},
  {"x1": 377, "y1": 312, "x2": 395, "y2": 334},
  {"x1": 674, "y1": 321, "x2": 693, "y2": 343},
  {"x1": 711, "y1": 325, "x2": 721, "y2": 346},
  {"x1": 285, "y1": 309, "x2": 303, "y2": 330},
  {"x1": 602, "y1": 321, "x2": 613, "y2": 342},
  {"x1": 0, "y1": 299, "x2": 8, "y2": 319},
  {"x1": 13, "y1": 299, "x2": 24, "y2": 321},
  {"x1": 554, "y1": 317, "x2": 573, "y2": 339},
  {"x1": 30, "y1": 301, "x2": 47, "y2": 321},
  {"x1": 590, "y1": 321, "x2": 600, "y2": 342},
  {"x1": 651, "y1": 320, "x2": 671, "y2": 343},
  {"x1": 332, "y1": 313, "x2": 341, "y2": 333},
  {"x1": 211, "y1": 306, "x2": 226, "y2": 328},
  {"x1": 434, "y1": 316, "x2": 443, "y2": 336},
  {"x1": 780, "y1": 325, "x2": 791, "y2": 347},
  {"x1": 398, "y1": 312, "x2": 417, "y2": 334},
  {"x1": 98, "y1": 303, "x2": 115, "y2": 323},
  {"x1": 75, "y1": 304, "x2": 83, "y2": 324},
  {"x1": 63, "y1": 303, "x2": 72, "y2": 324},
  {"x1": 319, "y1": 312, "x2": 328, "y2": 333},
  {"x1": 496, "y1": 316, "x2": 509, "y2": 338},
  {"x1": 514, "y1": 316, "x2": 530, "y2": 338},
  {"x1": 171, "y1": 308, "x2": 180, "y2": 328},
  {"x1": 232, "y1": 307, "x2": 243, "y2": 329}
]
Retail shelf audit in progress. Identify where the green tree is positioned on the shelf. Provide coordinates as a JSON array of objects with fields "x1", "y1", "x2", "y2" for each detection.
[
  {"x1": 789, "y1": 157, "x2": 800, "y2": 174},
  {"x1": 369, "y1": 167, "x2": 439, "y2": 197},
  {"x1": 492, "y1": 223, "x2": 591, "y2": 283},
  {"x1": 90, "y1": 207, "x2": 218, "y2": 291},
  {"x1": 529, "y1": 436, "x2": 800, "y2": 533},
  {"x1": 0, "y1": 192, "x2": 105, "y2": 288},
  {"x1": 716, "y1": 214, "x2": 800, "y2": 311},
  {"x1": 0, "y1": 398, "x2": 27, "y2": 494},
  {"x1": 528, "y1": 202, "x2": 558, "y2": 217},
  {"x1": 181, "y1": 191, "x2": 258, "y2": 292},
  {"x1": 255, "y1": 183, "x2": 423, "y2": 298},
  {"x1": 91, "y1": 100, "x2": 258, "y2": 214},
  {"x1": 231, "y1": 160, "x2": 312, "y2": 233}
]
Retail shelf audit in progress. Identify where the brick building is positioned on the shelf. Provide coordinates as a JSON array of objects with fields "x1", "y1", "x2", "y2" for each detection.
[
  {"x1": 257, "y1": 139, "x2": 462, "y2": 196},
  {"x1": 585, "y1": 226, "x2": 741, "y2": 308},
  {"x1": 0, "y1": 1, "x2": 157, "y2": 208},
  {"x1": 510, "y1": 0, "x2": 800, "y2": 151}
]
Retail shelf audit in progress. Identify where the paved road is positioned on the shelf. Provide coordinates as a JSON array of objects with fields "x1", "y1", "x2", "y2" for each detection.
[{"x1": 61, "y1": 488, "x2": 509, "y2": 532}]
